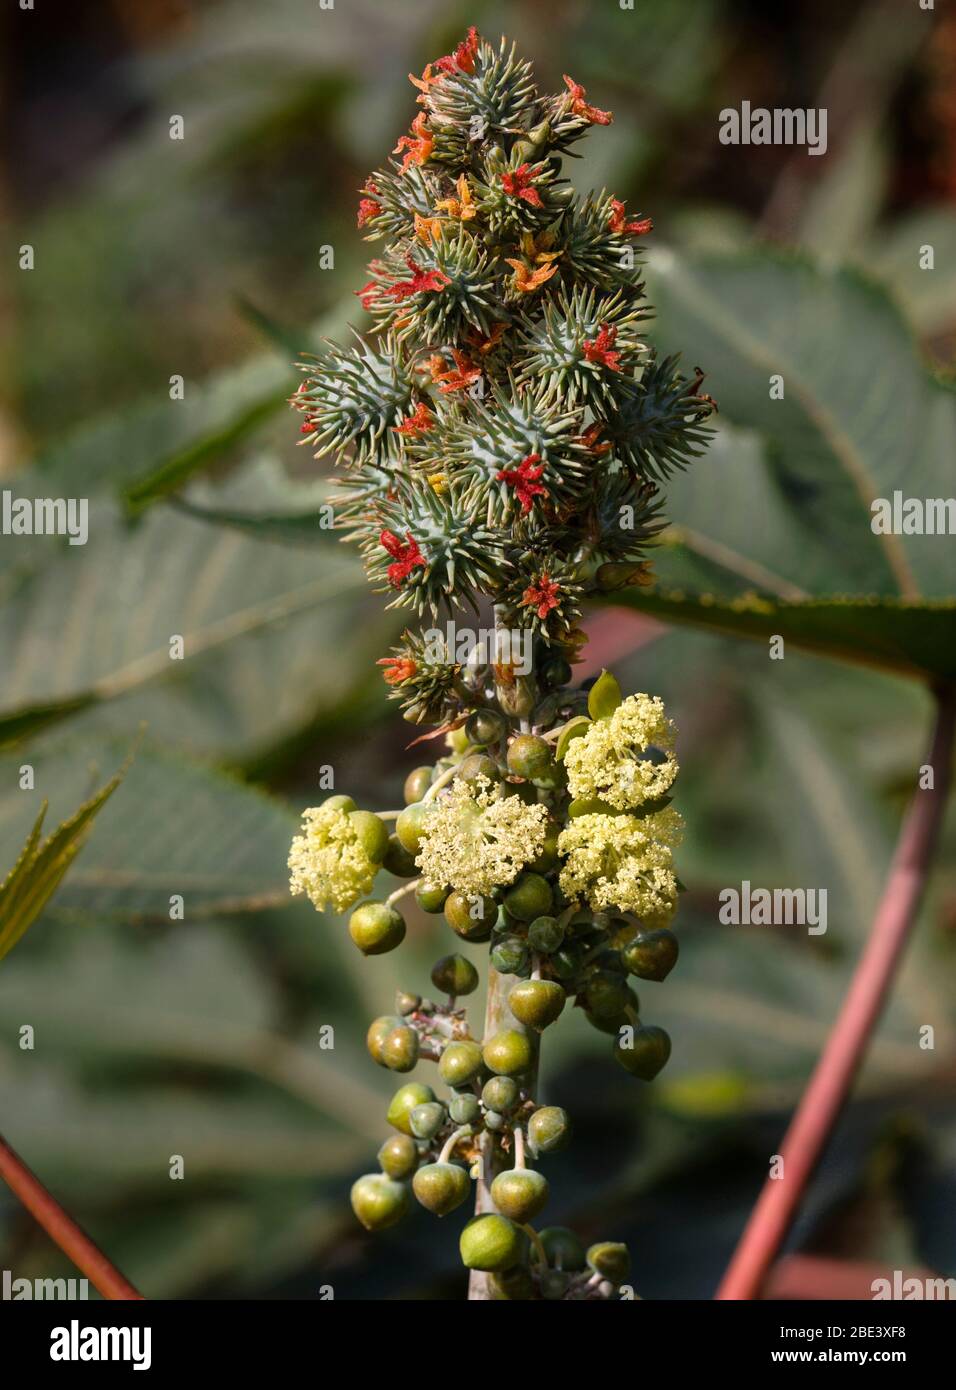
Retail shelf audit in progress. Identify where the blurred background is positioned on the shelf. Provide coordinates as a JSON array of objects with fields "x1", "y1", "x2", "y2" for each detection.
[{"x1": 1, "y1": 0, "x2": 955, "y2": 1299}]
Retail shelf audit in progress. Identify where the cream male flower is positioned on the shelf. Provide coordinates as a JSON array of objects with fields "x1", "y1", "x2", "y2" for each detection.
[
  {"x1": 558, "y1": 807, "x2": 683, "y2": 922},
  {"x1": 416, "y1": 775, "x2": 548, "y2": 898},
  {"x1": 565, "y1": 693, "x2": 678, "y2": 811},
  {"x1": 289, "y1": 799, "x2": 382, "y2": 914}
]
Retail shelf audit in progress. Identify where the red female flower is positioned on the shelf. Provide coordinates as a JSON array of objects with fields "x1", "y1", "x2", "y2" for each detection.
[
  {"x1": 521, "y1": 573, "x2": 561, "y2": 621},
  {"x1": 608, "y1": 198, "x2": 652, "y2": 236},
  {"x1": 355, "y1": 281, "x2": 381, "y2": 311},
  {"x1": 376, "y1": 656, "x2": 418, "y2": 685},
  {"x1": 496, "y1": 453, "x2": 547, "y2": 514},
  {"x1": 379, "y1": 530, "x2": 426, "y2": 587},
  {"x1": 562, "y1": 75, "x2": 613, "y2": 125},
  {"x1": 435, "y1": 26, "x2": 480, "y2": 75},
  {"x1": 392, "y1": 402, "x2": 435, "y2": 437},
  {"x1": 582, "y1": 323, "x2": 621, "y2": 371},
  {"x1": 433, "y1": 349, "x2": 482, "y2": 394},
  {"x1": 384, "y1": 255, "x2": 451, "y2": 301},
  {"x1": 394, "y1": 112, "x2": 434, "y2": 171},
  {"x1": 501, "y1": 164, "x2": 543, "y2": 208},
  {"x1": 357, "y1": 179, "x2": 381, "y2": 228}
]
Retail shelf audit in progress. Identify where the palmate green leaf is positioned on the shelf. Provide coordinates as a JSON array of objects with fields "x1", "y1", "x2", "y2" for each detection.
[
  {"x1": 605, "y1": 251, "x2": 956, "y2": 681},
  {"x1": 0, "y1": 738, "x2": 297, "y2": 922},
  {"x1": 0, "y1": 759, "x2": 127, "y2": 962}
]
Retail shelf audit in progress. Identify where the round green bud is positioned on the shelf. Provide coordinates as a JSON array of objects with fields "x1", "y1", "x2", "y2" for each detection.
[
  {"x1": 539, "y1": 1226, "x2": 586, "y2": 1271},
  {"x1": 503, "y1": 872, "x2": 553, "y2": 922},
  {"x1": 447, "y1": 725, "x2": 470, "y2": 755},
  {"x1": 350, "y1": 1173, "x2": 408, "y2": 1231},
  {"x1": 377, "y1": 1133, "x2": 418, "y2": 1180},
  {"x1": 528, "y1": 1106, "x2": 571, "y2": 1156},
  {"x1": 395, "y1": 990, "x2": 420, "y2": 1017},
  {"x1": 613, "y1": 1025, "x2": 671, "y2": 1080},
  {"x1": 445, "y1": 890, "x2": 497, "y2": 941},
  {"x1": 348, "y1": 809, "x2": 389, "y2": 863},
  {"x1": 581, "y1": 969, "x2": 632, "y2": 1020},
  {"x1": 622, "y1": 928, "x2": 680, "y2": 982},
  {"x1": 459, "y1": 1213, "x2": 521, "y2": 1271},
  {"x1": 416, "y1": 882, "x2": 450, "y2": 913},
  {"x1": 490, "y1": 936, "x2": 530, "y2": 976},
  {"x1": 489, "y1": 1265, "x2": 535, "y2": 1300},
  {"x1": 430, "y1": 953, "x2": 479, "y2": 997},
  {"x1": 381, "y1": 835, "x2": 418, "y2": 878},
  {"x1": 387, "y1": 1082, "x2": 435, "y2": 1135},
  {"x1": 539, "y1": 655, "x2": 573, "y2": 690},
  {"x1": 501, "y1": 779, "x2": 539, "y2": 805},
  {"x1": 528, "y1": 820, "x2": 562, "y2": 874},
  {"x1": 448, "y1": 1092, "x2": 481, "y2": 1125},
  {"x1": 585, "y1": 1006, "x2": 636, "y2": 1036},
  {"x1": 321, "y1": 794, "x2": 356, "y2": 814},
  {"x1": 348, "y1": 901, "x2": 406, "y2": 956},
  {"x1": 539, "y1": 1269, "x2": 571, "y2": 1300},
  {"x1": 484, "y1": 1109, "x2": 508, "y2": 1132},
  {"x1": 409, "y1": 1101, "x2": 446, "y2": 1140},
  {"x1": 438, "y1": 1040, "x2": 484, "y2": 1087},
  {"x1": 490, "y1": 1168, "x2": 549, "y2": 1223},
  {"x1": 413, "y1": 1161, "x2": 471, "y2": 1216},
  {"x1": 404, "y1": 765, "x2": 434, "y2": 805},
  {"x1": 482, "y1": 1075, "x2": 520, "y2": 1113},
  {"x1": 586, "y1": 1241, "x2": 631, "y2": 1284},
  {"x1": 465, "y1": 710, "x2": 508, "y2": 747},
  {"x1": 457, "y1": 753, "x2": 502, "y2": 786},
  {"x1": 366, "y1": 1014, "x2": 404, "y2": 1067},
  {"x1": 396, "y1": 801, "x2": 429, "y2": 854},
  {"x1": 482, "y1": 1029, "x2": 534, "y2": 1077},
  {"x1": 381, "y1": 1024, "x2": 419, "y2": 1073},
  {"x1": 549, "y1": 947, "x2": 581, "y2": 979},
  {"x1": 507, "y1": 734, "x2": 554, "y2": 783},
  {"x1": 508, "y1": 978, "x2": 565, "y2": 1031},
  {"x1": 527, "y1": 914, "x2": 564, "y2": 953}
]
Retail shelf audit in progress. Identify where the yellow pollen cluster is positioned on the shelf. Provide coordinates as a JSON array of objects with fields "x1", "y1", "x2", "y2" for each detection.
[
  {"x1": 565, "y1": 693, "x2": 678, "y2": 811},
  {"x1": 416, "y1": 775, "x2": 549, "y2": 898},
  {"x1": 288, "y1": 803, "x2": 379, "y2": 914},
  {"x1": 558, "y1": 808, "x2": 683, "y2": 922}
]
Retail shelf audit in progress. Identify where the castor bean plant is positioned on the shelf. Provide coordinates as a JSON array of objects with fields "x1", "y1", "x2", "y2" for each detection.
[{"x1": 287, "y1": 26, "x2": 714, "y2": 1300}]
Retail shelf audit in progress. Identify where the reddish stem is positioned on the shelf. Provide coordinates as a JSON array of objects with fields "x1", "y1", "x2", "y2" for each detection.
[
  {"x1": 0, "y1": 1132, "x2": 143, "y2": 1300},
  {"x1": 716, "y1": 688, "x2": 956, "y2": 1300}
]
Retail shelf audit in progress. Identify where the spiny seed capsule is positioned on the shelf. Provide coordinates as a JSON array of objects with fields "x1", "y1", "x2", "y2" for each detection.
[
  {"x1": 382, "y1": 834, "x2": 418, "y2": 878},
  {"x1": 413, "y1": 1161, "x2": 471, "y2": 1216},
  {"x1": 445, "y1": 890, "x2": 498, "y2": 940},
  {"x1": 528, "y1": 1106, "x2": 571, "y2": 1155},
  {"x1": 350, "y1": 1173, "x2": 409, "y2": 1231},
  {"x1": 539, "y1": 1226, "x2": 587, "y2": 1271},
  {"x1": 366, "y1": 1014, "x2": 404, "y2": 1066},
  {"x1": 490, "y1": 1168, "x2": 549, "y2": 1223},
  {"x1": 465, "y1": 709, "x2": 508, "y2": 747},
  {"x1": 490, "y1": 936, "x2": 529, "y2": 976},
  {"x1": 482, "y1": 1075, "x2": 520, "y2": 1112},
  {"x1": 396, "y1": 801, "x2": 430, "y2": 854},
  {"x1": 387, "y1": 1082, "x2": 435, "y2": 1135},
  {"x1": 409, "y1": 1101, "x2": 446, "y2": 1141},
  {"x1": 503, "y1": 872, "x2": 553, "y2": 921},
  {"x1": 377, "y1": 1133, "x2": 419, "y2": 1180},
  {"x1": 416, "y1": 882, "x2": 450, "y2": 913},
  {"x1": 348, "y1": 809, "x2": 390, "y2": 863},
  {"x1": 622, "y1": 928, "x2": 680, "y2": 981},
  {"x1": 459, "y1": 1213, "x2": 522, "y2": 1271},
  {"x1": 482, "y1": 1029, "x2": 533, "y2": 1076},
  {"x1": 430, "y1": 953, "x2": 479, "y2": 997},
  {"x1": 458, "y1": 753, "x2": 501, "y2": 784},
  {"x1": 586, "y1": 1241, "x2": 631, "y2": 1284},
  {"x1": 438, "y1": 1039, "x2": 484, "y2": 1086},
  {"x1": 348, "y1": 901, "x2": 406, "y2": 956},
  {"x1": 381, "y1": 1024, "x2": 419, "y2": 1072},
  {"x1": 613, "y1": 1025, "x2": 672, "y2": 1080},
  {"x1": 527, "y1": 914, "x2": 564, "y2": 953},
  {"x1": 449, "y1": 1092, "x2": 481, "y2": 1125},
  {"x1": 404, "y1": 765, "x2": 434, "y2": 805},
  {"x1": 508, "y1": 979, "x2": 565, "y2": 1031}
]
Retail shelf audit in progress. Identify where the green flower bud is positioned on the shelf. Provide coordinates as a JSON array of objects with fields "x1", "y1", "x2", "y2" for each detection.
[
  {"x1": 395, "y1": 990, "x2": 420, "y2": 1016},
  {"x1": 459, "y1": 1213, "x2": 521, "y2": 1271},
  {"x1": 503, "y1": 872, "x2": 553, "y2": 922},
  {"x1": 622, "y1": 928, "x2": 679, "y2": 982},
  {"x1": 321, "y1": 794, "x2": 356, "y2": 814},
  {"x1": 366, "y1": 1014, "x2": 404, "y2": 1067},
  {"x1": 404, "y1": 766, "x2": 434, "y2": 805},
  {"x1": 581, "y1": 969, "x2": 631, "y2": 1019},
  {"x1": 439, "y1": 1039, "x2": 484, "y2": 1086},
  {"x1": 508, "y1": 978, "x2": 565, "y2": 1031},
  {"x1": 396, "y1": 801, "x2": 429, "y2": 854},
  {"x1": 413, "y1": 1161, "x2": 471, "y2": 1216},
  {"x1": 348, "y1": 901, "x2": 406, "y2": 956},
  {"x1": 482, "y1": 1029, "x2": 534, "y2": 1076},
  {"x1": 539, "y1": 655, "x2": 573, "y2": 690},
  {"x1": 409, "y1": 1101, "x2": 446, "y2": 1140},
  {"x1": 416, "y1": 882, "x2": 450, "y2": 913},
  {"x1": 465, "y1": 710, "x2": 508, "y2": 747},
  {"x1": 489, "y1": 1265, "x2": 536, "y2": 1300},
  {"x1": 458, "y1": 753, "x2": 501, "y2": 785},
  {"x1": 350, "y1": 1173, "x2": 408, "y2": 1231},
  {"x1": 387, "y1": 1082, "x2": 435, "y2": 1135},
  {"x1": 445, "y1": 890, "x2": 497, "y2": 941},
  {"x1": 449, "y1": 1091, "x2": 481, "y2": 1125},
  {"x1": 381, "y1": 1024, "x2": 420, "y2": 1073},
  {"x1": 348, "y1": 810, "x2": 389, "y2": 863},
  {"x1": 430, "y1": 953, "x2": 479, "y2": 996},
  {"x1": 613, "y1": 1025, "x2": 671, "y2": 1080},
  {"x1": 490, "y1": 1167, "x2": 549, "y2": 1223},
  {"x1": 381, "y1": 835, "x2": 418, "y2": 878},
  {"x1": 490, "y1": 935, "x2": 530, "y2": 976},
  {"x1": 528, "y1": 821, "x2": 562, "y2": 874},
  {"x1": 481, "y1": 1075, "x2": 520, "y2": 1112},
  {"x1": 527, "y1": 914, "x2": 564, "y2": 953},
  {"x1": 377, "y1": 1133, "x2": 418, "y2": 1179},
  {"x1": 586, "y1": 1241, "x2": 631, "y2": 1284},
  {"x1": 507, "y1": 734, "x2": 556, "y2": 785},
  {"x1": 539, "y1": 1226, "x2": 586, "y2": 1271},
  {"x1": 528, "y1": 1106, "x2": 571, "y2": 1156}
]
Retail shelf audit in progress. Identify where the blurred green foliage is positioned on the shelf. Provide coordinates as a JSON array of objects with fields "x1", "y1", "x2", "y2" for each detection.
[{"x1": 1, "y1": 0, "x2": 955, "y2": 1299}]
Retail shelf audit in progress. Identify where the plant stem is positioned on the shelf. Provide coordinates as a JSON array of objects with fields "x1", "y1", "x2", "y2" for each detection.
[
  {"x1": 0, "y1": 1132, "x2": 143, "y2": 1300},
  {"x1": 715, "y1": 688, "x2": 956, "y2": 1300},
  {"x1": 467, "y1": 964, "x2": 540, "y2": 1299}
]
